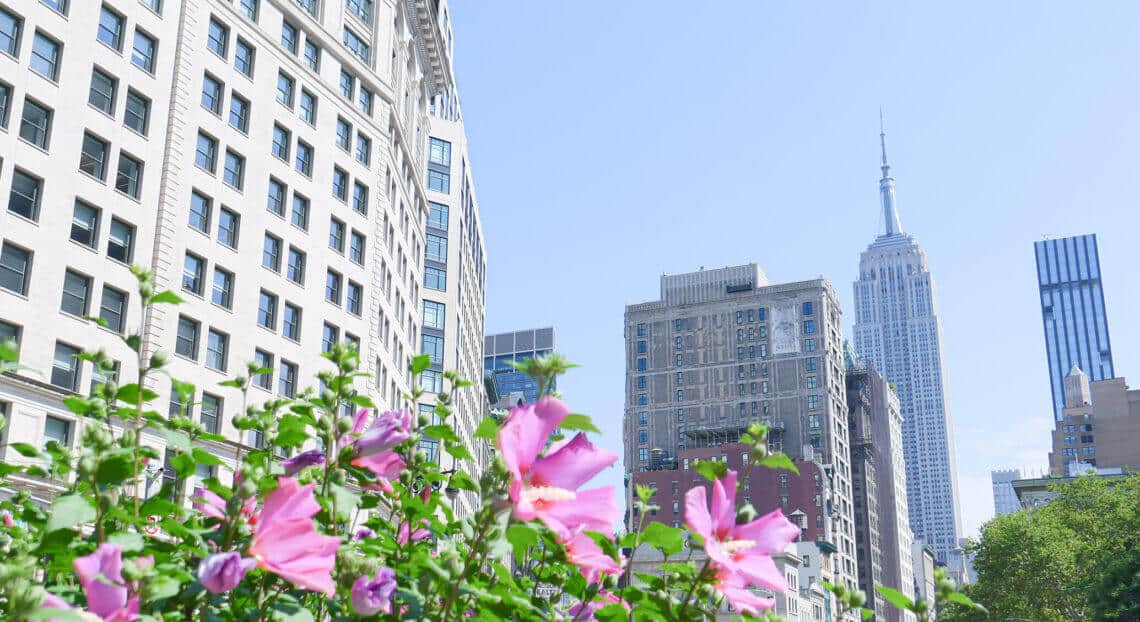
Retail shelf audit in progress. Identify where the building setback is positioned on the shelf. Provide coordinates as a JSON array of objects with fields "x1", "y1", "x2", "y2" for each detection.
[
  {"x1": 852, "y1": 124, "x2": 963, "y2": 566},
  {"x1": 0, "y1": 0, "x2": 457, "y2": 498},
  {"x1": 1034, "y1": 234, "x2": 1114, "y2": 421},
  {"x1": 1048, "y1": 365, "x2": 1140, "y2": 476},
  {"x1": 990, "y1": 468, "x2": 1022, "y2": 516},
  {"x1": 624, "y1": 265, "x2": 860, "y2": 594}
]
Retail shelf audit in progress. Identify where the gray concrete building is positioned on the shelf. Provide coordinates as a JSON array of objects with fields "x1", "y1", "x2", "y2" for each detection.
[{"x1": 624, "y1": 265, "x2": 860, "y2": 594}]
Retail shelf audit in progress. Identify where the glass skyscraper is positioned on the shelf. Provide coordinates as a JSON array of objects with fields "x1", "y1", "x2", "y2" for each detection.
[
  {"x1": 1034, "y1": 234, "x2": 1114, "y2": 421},
  {"x1": 483, "y1": 327, "x2": 556, "y2": 408}
]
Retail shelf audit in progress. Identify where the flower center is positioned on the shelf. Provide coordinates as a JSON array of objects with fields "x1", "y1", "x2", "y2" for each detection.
[
  {"x1": 521, "y1": 485, "x2": 576, "y2": 508},
  {"x1": 719, "y1": 539, "x2": 756, "y2": 554}
]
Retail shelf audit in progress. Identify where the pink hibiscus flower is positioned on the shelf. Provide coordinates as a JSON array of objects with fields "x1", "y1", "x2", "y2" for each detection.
[
  {"x1": 246, "y1": 477, "x2": 340, "y2": 595},
  {"x1": 43, "y1": 543, "x2": 146, "y2": 621},
  {"x1": 562, "y1": 530, "x2": 624, "y2": 583},
  {"x1": 497, "y1": 397, "x2": 619, "y2": 538},
  {"x1": 352, "y1": 449, "x2": 406, "y2": 493},
  {"x1": 684, "y1": 470, "x2": 800, "y2": 614}
]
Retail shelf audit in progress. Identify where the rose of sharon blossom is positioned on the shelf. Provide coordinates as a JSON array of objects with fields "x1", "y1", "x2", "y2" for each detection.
[
  {"x1": 247, "y1": 477, "x2": 340, "y2": 595},
  {"x1": 396, "y1": 519, "x2": 430, "y2": 545},
  {"x1": 198, "y1": 552, "x2": 256, "y2": 594},
  {"x1": 71, "y1": 543, "x2": 140, "y2": 621},
  {"x1": 354, "y1": 410, "x2": 412, "y2": 458},
  {"x1": 351, "y1": 450, "x2": 406, "y2": 493},
  {"x1": 350, "y1": 567, "x2": 398, "y2": 616},
  {"x1": 281, "y1": 449, "x2": 326, "y2": 476},
  {"x1": 568, "y1": 591, "x2": 625, "y2": 622},
  {"x1": 562, "y1": 530, "x2": 623, "y2": 583},
  {"x1": 497, "y1": 397, "x2": 619, "y2": 538},
  {"x1": 684, "y1": 470, "x2": 800, "y2": 614}
]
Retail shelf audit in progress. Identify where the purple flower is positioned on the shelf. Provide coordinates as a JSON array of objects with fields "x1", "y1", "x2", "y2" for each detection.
[
  {"x1": 281, "y1": 449, "x2": 326, "y2": 476},
  {"x1": 198, "y1": 552, "x2": 255, "y2": 594},
  {"x1": 351, "y1": 567, "x2": 397, "y2": 616},
  {"x1": 354, "y1": 410, "x2": 412, "y2": 458},
  {"x1": 354, "y1": 527, "x2": 376, "y2": 541}
]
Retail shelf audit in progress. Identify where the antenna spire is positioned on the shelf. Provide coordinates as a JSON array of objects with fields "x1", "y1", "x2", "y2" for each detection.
[{"x1": 879, "y1": 111, "x2": 903, "y2": 236}]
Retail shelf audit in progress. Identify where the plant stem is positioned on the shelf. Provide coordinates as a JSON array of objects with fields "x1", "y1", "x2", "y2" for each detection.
[{"x1": 677, "y1": 559, "x2": 712, "y2": 620}]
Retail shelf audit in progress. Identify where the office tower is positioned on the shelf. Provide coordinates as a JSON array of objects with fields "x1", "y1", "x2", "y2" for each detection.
[
  {"x1": 1048, "y1": 365, "x2": 1140, "y2": 475},
  {"x1": 846, "y1": 348, "x2": 916, "y2": 622},
  {"x1": 852, "y1": 124, "x2": 963, "y2": 565},
  {"x1": 624, "y1": 265, "x2": 860, "y2": 593},
  {"x1": 1034, "y1": 234, "x2": 1114, "y2": 421},
  {"x1": 991, "y1": 468, "x2": 1023, "y2": 516},
  {"x1": 0, "y1": 1, "x2": 455, "y2": 494},
  {"x1": 483, "y1": 328, "x2": 556, "y2": 409},
  {"x1": 419, "y1": 87, "x2": 488, "y2": 516}
]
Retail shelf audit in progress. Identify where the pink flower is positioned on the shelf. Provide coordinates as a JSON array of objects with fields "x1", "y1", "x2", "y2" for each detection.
[
  {"x1": 1, "y1": 510, "x2": 14, "y2": 528},
  {"x1": 350, "y1": 567, "x2": 397, "y2": 616},
  {"x1": 73, "y1": 544, "x2": 139, "y2": 621},
  {"x1": 340, "y1": 408, "x2": 372, "y2": 449},
  {"x1": 568, "y1": 591, "x2": 625, "y2": 621},
  {"x1": 684, "y1": 470, "x2": 800, "y2": 614},
  {"x1": 354, "y1": 527, "x2": 376, "y2": 540},
  {"x1": 198, "y1": 552, "x2": 255, "y2": 594},
  {"x1": 247, "y1": 477, "x2": 340, "y2": 595},
  {"x1": 498, "y1": 397, "x2": 619, "y2": 538},
  {"x1": 352, "y1": 450, "x2": 406, "y2": 493},
  {"x1": 396, "y1": 519, "x2": 431, "y2": 545},
  {"x1": 562, "y1": 530, "x2": 623, "y2": 583},
  {"x1": 354, "y1": 410, "x2": 412, "y2": 457},
  {"x1": 192, "y1": 488, "x2": 227, "y2": 520},
  {"x1": 281, "y1": 449, "x2": 326, "y2": 476}
]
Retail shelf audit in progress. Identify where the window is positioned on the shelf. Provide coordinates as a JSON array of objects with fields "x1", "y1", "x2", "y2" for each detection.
[
  {"x1": 321, "y1": 323, "x2": 339, "y2": 352},
  {"x1": 355, "y1": 134, "x2": 370, "y2": 165},
  {"x1": 339, "y1": 70, "x2": 355, "y2": 99},
  {"x1": 424, "y1": 266, "x2": 446, "y2": 291},
  {"x1": 352, "y1": 182, "x2": 369, "y2": 214},
  {"x1": 636, "y1": 358, "x2": 647, "y2": 372},
  {"x1": 9, "y1": 170, "x2": 43, "y2": 220},
  {"x1": 79, "y1": 133, "x2": 111, "y2": 180},
  {"x1": 422, "y1": 335, "x2": 444, "y2": 365},
  {"x1": 332, "y1": 168, "x2": 349, "y2": 201},
  {"x1": 262, "y1": 234, "x2": 282, "y2": 271},
  {"x1": 329, "y1": 218, "x2": 346, "y2": 251},
  {"x1": 427, "y1": 169, "x2": 450, "y2": 193},
  {"x1": 211, "y1": 267, "x2": 234, "y2": 308},
  {"x1": 805, "y1": 357, "x2": 817, "y2": 372},
  {"x1": 0, "y1": 320, "x2": 20, "y2": 356},
  {"x1": 276, "y1": 72, "x2": 294, "y2": 107},
  {"x1": 132, "y1": 30, "x2": 157, "y2": 72},
  {"x1": 116, "y1": 152, "x2": 143, "y2": 198},
  {"x1": 287, "y1": 248, "x2": 305, "y2": 284},
  {"x1": 207, "y1": 18, "x2": 229, "y2": 57},
  {"x1": 807, "y1": 395, "x2": 819, "y2": 411},
  {"x1": 239, "y1": 0, "x2": 259, "y2": 20},
  {"x1": 423, "y1": 300, "x2": 445, "y2": 330},
  {"x1": 428, "y1": 202, "x2": 448, "y2": 230},
  {"x1": 280, "y1": 22, "x2": 298, "y2": 53},
  {"x1": 805, "y1": 338, "x2": 816, "y2": 352},
  {"x1": 343, "y1": 27, "x2": 370, "y2": 63},
  {"x1": 254, "y1": 290, "x2": 279, "y2": 330},
  {"x1": 234, "y1": 38, "x2": 255, "y2": 76},
  {"x1": 279, "y1": 360, "x2": 298, "y2": 397},
  {"x1": 0, "y1": 9, "x2": 18, "y2": 58},
  {"x1": 107, "y1": 219, "x2": 134, "y2": 262},
  {"x1": 272, "y1": 124, "x2": 290, "y2": 160},
  {"x1": 189, "y1": 191, "x2": 212, "y2": 232},
  {"x1": 253, "y1": 350, "x2": 273, "y2": 390},
  {"x1": 803, "y1": 301, "x2": 814, "y2": 316},
  {"x1": 19, "y1": 99, "x2": 52, "y2": 149},
  {"x1": 71, "y1": 201, "x2": 100, "y2": 247},
  {"x1": 200, "y1": 393, "x2": 221, "y2": 433},
  {"x1": 195, "y1": 132, "x2": 218, "y2": 172},
  {"x1": 303, "y1": 40, "x2": 320, "y2": 70},
  {"x1": 638, "y1": 430, "x2": 647, "y2": 444},
  {"x1": 427, "y1": 234, "x2": 447, "y2": 262},
  {"x1": 182, "y1": 253, "x2": 205, "y2": 295},
  {"x1": 349, "y1": 232, "x2": 366, "y2": 264},
  {"x1": 206, "y1": 329, "x2": 228, "y2": 371},
  {"x1": 124, "y1": 90, "x2": 150, "y2": 135},
  {"x1": 291, "y1": 194, "x2": 309, "y2": 229},
  {"x1": 91, "y1": 362, "x2": 121, "y2": 395},
  {"x1": 636, "y1": 340, "x2": 647, "y2": 354},
  {"x1": 348, "y1": 0, "x2": 373, "y2": 22},
  {"x1": 99, "y1": 286, "x2": 127, "y2": 332},
  {"x1": 296, "y1": 141, "x2": 314, "y2": 175},
  {"x1": 421, "y1": 369, "x2": 442, "y2": 393},
  {"x1": 89, "y1": 69, "x2": 117, "y2": 114},
  {"x1": 31, "y1": 31, "x2": 61, "y2": 80},
  {"x1": 299, "y1": 89, "x2": 316, "y2": 124},
  {"x1": 429, "y1": 138, "x2": 452, "y2": 166},
  {"x1": 51, "y1": 342, "x2": 80, "y2": 390},
  {"x1": 44, "y1": 416, "x2": 72, "y2": 447},
  {"x1": 0, "y1": 81, "x2": 10, "y2": 128},
  {"x1": 357, "y1": 86, "x2": 373, "y2": 114},
  {"x1": 283, "y1": 303, "x2": 301, "y2": 340},
  {"x1": 60, "y1": 270, "x2": 92, "y2": 317},
  {"x1": 325, "y1": 270, "x2": 342, "y2": 304},
  {"x1": 636, "y1": 376, "x2": 646, "y2": 389},
  {"x1": 347, "y1": 281, "x2": 362, "y2": 315},
  {"x1": 218, "y1": 208, "x2": 239, "y2": 248},
  {"x1": 804, "y1": 319, "x2": 815, "y2": 335},
  {"x1": 223, "y1": 150, "x2": 245, "y2": 189},
  {"x1": 336, "y1": 118, "x2": 351, "y2": 150},
  {"x1": 201, "y1": 74, "x2": 223, "y2": 113}
]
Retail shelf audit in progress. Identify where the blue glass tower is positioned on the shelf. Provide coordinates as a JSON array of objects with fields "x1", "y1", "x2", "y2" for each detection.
[
  {"x1": 1034, "y1": 234, "x2": 1114, "y2": 421},
  {"x1": 483, "y1": 327, "x2": 556, "y2": 407}
]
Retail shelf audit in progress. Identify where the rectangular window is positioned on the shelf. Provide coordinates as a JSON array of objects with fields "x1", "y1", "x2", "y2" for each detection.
[
  {"x1": 426, "y1": 234, "x2": 447, "y2": 262},
  {"x1": 0, "y1": 320, "x2": 19, "y2": 357},
  {"x1": 325, "y1": 270, "x2": 342, "y2": 304},
  {"x1": 9, "y1": 170, "x2": 43, "y2": 220},
  {"x1": 0, "y1": 81, "x2": 11, "y2": 129},
  {"x1": 200, "y1": 393, "x2": 221, "y2": 433},
  {"x1": 347, "y1": 0, "x2": 373, "y2": 22},
  {"x1": 51, "y1": 342, "x2": 80, "y2": 390},
  {"x1": 71, "y1": 201, "x2": 100, "y2": 248},
  {"x1": 80, "y1": 133, "x2": 110, "y2": 179},
  {"x1": 99, "y1": 286, "x2": 127, "y2": 333},
  {"x1": 253, "y1": 350, "x2": 273, "y2": 390},
  {"x1": 423, "y1": 300, "x2": 445, "y2": 330},
  {"x1": 343, "y1": 27, "x2": 370, "y2": 63},
  {"x1": 329, "y1": 217, "x2": 346, "y2": 252},
  {"x1": 19, "y1": 99, "x2": 51, "y2": 148},
  {"x1": 332, "y1": 168, "x2": 349, "y2": 201},
  {"x1": 339, "y1": 70, "x2": 355, "y2": 99},
  {"x1": 257, "y1": 290, "x2": 278, "y2": 329},
  {"x1": 287, "y1": 248, "x2": 305, "y2": 284},
  {"x1": 211, "y1": 267, "x2": 234, "y2": 309},
  {"x1": 347, "y1": 281, "x2": 362, "y2": 316},
  {"x1": 295, "y1": 141, "x2": 313, "y2": 176},
  {"x1": 280, "y1": 22, "x2": 298, "y2": 53},
  {"x1": 60, "y1": 270, "x2": 91, "y2": 317},
  {"x1": 115, "y1": 152, "x2": 143, "y2": 198},
  {"x1": 350, "y1": 231, "x2": 366, "y2": 264},
  {"x1": 182, "y1": 253, "x2": 205, "y2": 295},
  {"x1": 322, "y1": 323, "x2": 339, "y2": 353},
  {"x1": 44, "y1": 415, "x2": 72, "y2": 447},
  {"x1": 299, "y1": 89, "x2": 317, "y2": 124},
  {"x1": 0, "y1": 9, "x2": 18, "y2": 57},
  {"x1": 107, "y1": 219, "x2": 134, "y2": 263},
  {"x1": 352, "y1": 182, "x2": 368, "y2": 214},
  {"x1": 803, "y1": 301, "x2": 814, "y2": 316},
  {"x1": 239, "y1": 0, "x2": 259, "y2": 20},
  {"x1": 132, "y1": 30, "x2": 157, "y2": 72},
  {"x1": 427, "y1": 169, "x2": 450, "y2": 193},
  {"x1": 234, "y1": 38, "x2": 255, "y2": 76},
  {"x1": 195, "y1": 132, "x2": 218, "y2": 172},
  {"x1": 207, "y1": 18, "x2": 229, "y2": 57},
  {"x1": 223, "y1": 150, "x2": 245, "y2": 189},
  {"x1": 355, "y1": 135, "x2": 371, "y2": 165},
  {"x1": 422, "y1": 334, "x2": 444, "y2": 365},
  {"x1": 31, "y1": 31, "x2": 61, "y2": 80},
  {"x1": 424, "y1": 266, "x2": 446, "y2": 291},
  {"x1": 421, "y1": 369, "x2": 443, "y2": 393},
  {"x1": 428, "y1": 202, "x2": 448, "y2": 230},
  {"x1": 291, "y1": 194, "x2": 309, "y2": 229},
  {"x1": 429, "y1": 138, "x2": 452, "y2": 165},
  {"x1": 189, "y1": 191, "x2": 212, "y2": 232},
  {"x1": 218, "y1": 208, "x2": 240, "y2": 248},
  {"x1": 278, "y1": 360, "x2": 298, "y2": 397},
  {"x1": 206, "y1": 329, "x2": 228, "y2": 371},
  {"x1": 267, "y1": 178, "x2": 286, "y2": 216},
  {"x1": 358, "y1": 86, "x2": 373, "y2": 114},
  {"x1": 303, "y1": 40, "x2": 320, "y2": 71},
  {"x1": 283, "y1": 303, "x2": 301, "y2": 340},
  {"x1": 124, "y1": 90, "x2": 150, "y2": 135},
  {"x1": 89, "y1": 68, "x2": 117, "y2": 114},
  {"x1": 335, "y1": 118, "x2": 351, "y2": 150},
  {"x1": 276, "y1": 72, "x2": 294, "y2": 107},
  {"x1": 262, "y1": 234, "x2": 282, "y2": 271},
  {"x1": 201, "y1": 74, "x2": 223, "y2": 114}
]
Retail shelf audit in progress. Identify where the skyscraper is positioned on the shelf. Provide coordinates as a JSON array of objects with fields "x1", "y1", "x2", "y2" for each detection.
[
  {"x1": 483, "y1": 328, "x2": 556, "y2": 408},
  {"x1": 991, "y1": 469, "x2": 1022, "y2": 516},
  {"x1": 852, "y1": 124, "x2": 963, "y2": 565},
  {"x1": 624, "y1": 266, "x2": 860, "y2": 594},
  {"x1": 1034, "y1": 234, "x2": 1114, "y2": 421},
  {"x1": 0, "y1": 1, "x2": 456, "y2": 494}
]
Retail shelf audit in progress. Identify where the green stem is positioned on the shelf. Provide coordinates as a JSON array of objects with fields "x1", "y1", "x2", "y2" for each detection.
[{"x1": 677, "y1": 559, "x2": 712, "y2": 620}]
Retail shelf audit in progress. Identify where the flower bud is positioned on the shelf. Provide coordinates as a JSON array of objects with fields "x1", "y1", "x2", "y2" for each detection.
[
  {"x1": 148, "y1": 351, "x2": 168, "y2": 370},
  {"x1": 850, "y1": 591, "x2": 866, "y2": 607},
  {"x1": 198, "y1": 552, "x2": 254, "y2": 594},
  {"x1": 98, "y1": 492, "x2": 114, "y2": 513},
  {"x1": 337, "y1": 418, "x2": 353, "y2": 434},
  {"x1": 237, "y1": 480, "x2": 257, "y2": 499}
]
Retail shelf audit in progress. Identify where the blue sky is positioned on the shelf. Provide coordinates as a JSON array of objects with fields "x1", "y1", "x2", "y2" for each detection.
[{"x1": 448, "y1": 2, "x2": 1140, "y2": 537}]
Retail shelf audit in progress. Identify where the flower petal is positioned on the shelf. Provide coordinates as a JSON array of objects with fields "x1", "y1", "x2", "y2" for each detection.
[
  {"x1": 529, "y1": 433, "x2": 617, "y2": 491},
  {"x1": 710, "y1": 470, "x2": 738, "y2": 538},
  {"x1": 536, "y1": 486, "x2": 619, "y2": 538},
  {"x1": 734, "y1": 509, "x2": 800, "y2": 555},
  {"x1": 684, "y1": 484, "x2": 713, "y2": 539}
]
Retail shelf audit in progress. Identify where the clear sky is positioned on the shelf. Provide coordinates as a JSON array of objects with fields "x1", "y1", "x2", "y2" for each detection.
[{"x1": 447, "y1": 1, "x2": 1140, "y2": 538}]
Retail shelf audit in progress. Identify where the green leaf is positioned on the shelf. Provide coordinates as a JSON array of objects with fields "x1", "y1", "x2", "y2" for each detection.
[
  {"x1": 946, "y1": 592, "x2": 986, "y2": 611},
  {"x1": 330, "y1": 483, "x2": 360, "y2": 519},
  {"x1": 63, "y1": 396, "x2": 90, "y2": 414},
  {"x1": 170, "y1": 452, "x2": 197, "y2": 478},
  {"x1": 149, "y1": 290, "x2": 185, "y2": 305},
  {"x1": 217, "y1": 378, "x2": 245, "y2": 388},
  {"x1": 694, "y1": 459, "x2": 729, "y2": 482},
  {"x1": 876, "y1": 585, "x2": 915, "y2": 611},
  {"x1": 758, "y1": 453, "x2": 800, "y2": 474},
  {"x1": 145, "y1": 575, "x2": 182, "y2": 602},
  {"x1": 0, "y1": 461, "x2": 25, "y2": 477},
  {"x1": 593, "y1": 602, "x2": 629, "y2": 622},
  {"x1": 160, "y1": 429, "x2": 191, "y2": 453},
  {"x1": 444, "y1": 442, "x2": 474, "y2": 462},
  {"x1": 275, "y1": 414, "x2": 309, "y2": 448},
  {"x1": 559, "y1": 413, "x2": 601, "y2": 434},
  {"x1": 410, "y1": 354, "x2": 431, "y2": 375},
  {"x1": 45, "y1": 494, "x2": 96, "y2": 533},
  {"x1": 635, "y1": 484, "x2": 656, "y2": 504},
  {"x1": 116, "y1": 384, "x2": 159, "y2": 405},
  {"x1": 191, "y1": 448, "x2": 224, "y2": 467},
  {"x1": 8, "y1": 442, "x2": 42, "y2": 458},
  {"x1": 448, "y1": 469, "x2": 477, "y2": 492},
  {"x1": 473, "y1": 415, "x2": 500, "y2": 441},
  {"x1": 423, "y1": 424, "x2": 461, "y2": 443},
  {"x1": 861, "y1": 607, "x2": 874, "y2": 620},
  {"x1": 271, "y1": 598, "x2": 316, "y2": 622},
  {"x1": 96, "y1": 452, "x2": 136, "y2": 485},
  {"x1": 348, "y1": 394, "x2": 375, "y2": 409},
  {"x1": 27, "y1": 608, "x2": 86, "y2": 622},
  {"x1": 108, "y1": 531, "x2": 145, "y2": 552},
  {"x1": 505, "y1": 523, "x2": 540, "y2": 559},
  {"x1": 640, "y1": 522, "x2": 684, "y2": 556}
]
